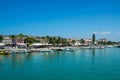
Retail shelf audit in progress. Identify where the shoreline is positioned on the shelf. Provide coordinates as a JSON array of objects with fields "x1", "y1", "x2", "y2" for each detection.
[{"x1": 0, "y1": 45, "x2": 107, "y2": 54}]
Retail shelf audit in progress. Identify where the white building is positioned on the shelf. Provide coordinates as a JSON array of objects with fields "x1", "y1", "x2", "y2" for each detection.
[
  {"x1": 2, "y1": 37, "x2": 13, "y2": 47},
  {"x1": 83, "y1": 38, "x2": 92, "y2": 45}
]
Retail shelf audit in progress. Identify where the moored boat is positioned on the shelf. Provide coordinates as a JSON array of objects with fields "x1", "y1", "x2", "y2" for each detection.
[
  {"x1": 107, "y1": 45, "x2": 114, "y2": 48},
  {"x1": 0, "y1": 50, "x2": 10, "y2": 55}
]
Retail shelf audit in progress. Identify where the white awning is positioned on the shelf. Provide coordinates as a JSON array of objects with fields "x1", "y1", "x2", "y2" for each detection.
[
  {"x1": 32, "y1": 43, "x2": 43, "y2": 46},
  {"x1": 43, "y1": 43, "x2": 52, "y2": 46},
  {"x1": 32, "y1": 43, "x2": 52, "y2": 46}
]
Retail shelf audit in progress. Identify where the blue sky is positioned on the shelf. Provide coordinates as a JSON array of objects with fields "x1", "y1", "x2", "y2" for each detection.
[{"x1": 0, "y1": 0, "x2": 120, "y2": 41}]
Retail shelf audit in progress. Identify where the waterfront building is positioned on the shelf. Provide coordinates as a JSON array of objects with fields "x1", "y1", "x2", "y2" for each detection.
[
  {"x1": 16, "y1": 43, "x2": 27, "y2": 49},
  {"x1": 67, "y1": 39, "x2": 77, "y2": 45},
  {"x1": 74, "y1": 40, "x2": 81, "y2": 47},
  {"x1": 83, "y1": 38, "x2": 92, "y2": 45},
  {"x1": 98, "y1": 38, "x2": 108, "y2": 42},
  {"x1": 2, "y1": 36, "x2": 13, "y2": 47},
  {"x1": 15, "y1": 37, "x2": 25, "y2": 43}
]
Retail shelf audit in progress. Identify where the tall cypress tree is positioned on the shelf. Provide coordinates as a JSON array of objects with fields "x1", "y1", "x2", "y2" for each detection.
[{"x1": 92, "y1": 34, "x2": 95, "y2": 44}]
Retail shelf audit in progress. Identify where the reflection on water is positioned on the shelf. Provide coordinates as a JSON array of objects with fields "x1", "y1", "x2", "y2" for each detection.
[
  {"x1": 0, "y1": 49, "x2": 108, "y2": 65},
  {"x1": 91, "y1": 49, "x2": 95, "y2": 64},
  {"x1": 0, "y1": 49, "x2": 109, "y2": 67}
]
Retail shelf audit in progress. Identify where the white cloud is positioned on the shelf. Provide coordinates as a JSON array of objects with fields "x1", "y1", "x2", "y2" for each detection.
[
  {"x1": 117, "y1": 32, "x2": 120, "y2": 34},
  {"x1": 92, "y1": 31, "x2": 111, "y2": 35}
]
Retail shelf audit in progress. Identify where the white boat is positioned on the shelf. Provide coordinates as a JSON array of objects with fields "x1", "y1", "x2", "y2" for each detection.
[
  {"x1": 90, "y1": 45, "x2": 105, "y2": 49},
  {"x1": 40, "y1": 49, "x2": 53, "y2": 52},
  {"x1": 107, "y1": 45, "x2": 114, "y2": 48},
  {"x1": 63, "y1": 48, "x2": 74, "y2": 51}
]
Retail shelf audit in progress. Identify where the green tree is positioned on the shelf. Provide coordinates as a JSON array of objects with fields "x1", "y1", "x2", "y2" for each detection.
[
  {"x1": 92, "y1": 34, "x2": 96, "y2": 44},
  {"x1": 9, "y1": 35, "x2": 16, "y2": 42},
  {"x1": 18, "y1": 33, "x2": 24, "y2": 38},
  {"x1": 24, "y1": 37, "x2": 35, "y2": 44},
  {"x1": 56, "y1": 36, "x2": 61, "y2": 45},
  {"x1": 0, "y1": 36, "x2": 3, "y2": 42},
  {"x1": 80, "y1": 39, "x2": 85, "y2": 44},
  {"x1": 61, "y1": 38, "x2": 69, "y2": 46},
  {"x1": 42, "y1": 36, "x2": 50, "y2": 43},
  {"x1": 41, "y1": 36, "x2": 69, "y2": 46},
  {"x1": 71, "y1": 40, "x2": 76, "y2": 44}
]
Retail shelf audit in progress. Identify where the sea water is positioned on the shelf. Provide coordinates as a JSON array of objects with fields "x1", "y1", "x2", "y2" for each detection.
[{"x1": 0, "y1": 48, "x2": 120, "y2": 80}]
